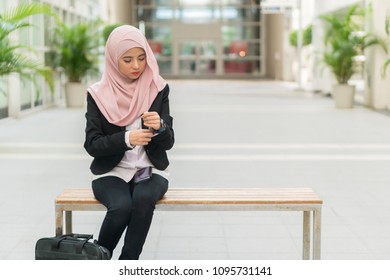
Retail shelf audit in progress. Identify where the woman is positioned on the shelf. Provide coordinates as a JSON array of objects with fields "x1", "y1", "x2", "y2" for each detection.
[{"x1": 84, "y1": 25, "x2": 174, "y2": 260}]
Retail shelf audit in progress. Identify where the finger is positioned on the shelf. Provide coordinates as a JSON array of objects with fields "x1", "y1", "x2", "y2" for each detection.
[
  {"x1": 143, "y1": 119, "x2": 158, "y2": 128},
  {"x1": 140, "y1": 129, "x2": 154, "y2": 135},
  {"x1": 144, "y1": 122, "x2": 157, "y2": 129},
  {"x1": 142, "y1": 112, "x2": 159, "y2": 121},
  {"x1": 140, "y1": 136, "x2": 152, "y2": 145},
  {"x1": 142, "y1": 111, "x2": 157, "y2": 117},
  {"x1": 143, "y1": 118, "x2": 159, "y2": 125},
  {"x1": 141, "y1": 112, "x2": 151, "y2": 120},
  {"x1": 142, "y1": 134, "x2": 153, "y2": 140}
]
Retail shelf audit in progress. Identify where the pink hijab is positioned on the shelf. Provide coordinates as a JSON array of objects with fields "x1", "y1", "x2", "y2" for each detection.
[{"x1": 88, "y1": 25, "x2": 166, "y2": 126}]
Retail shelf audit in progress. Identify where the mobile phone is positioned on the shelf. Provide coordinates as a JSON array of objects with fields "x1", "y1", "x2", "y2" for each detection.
[{"x1": 134, "y1": 167, "x2": 152, "y2": 183}]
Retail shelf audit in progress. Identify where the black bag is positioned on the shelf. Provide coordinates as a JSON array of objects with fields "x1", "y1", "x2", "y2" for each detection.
[{"x1": 35, "y1": 234, "x2": 111, "y2": 260}]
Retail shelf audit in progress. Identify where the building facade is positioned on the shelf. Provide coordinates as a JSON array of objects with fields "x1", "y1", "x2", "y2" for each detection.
[
  {"x1": 128, "y1": 0, "x2": 265, "y2": 79},
  {"x1": 108, "y1": 0, "x2": 309, "y2": 81},
  {"x1": 2, "y1": 0, "x2": 390, "y2": 120}
]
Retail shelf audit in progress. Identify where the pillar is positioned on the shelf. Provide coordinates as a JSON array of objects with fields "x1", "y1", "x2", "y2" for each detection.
[{"x1": 365, "y1": 0, "x2": 390, "y2": 109}]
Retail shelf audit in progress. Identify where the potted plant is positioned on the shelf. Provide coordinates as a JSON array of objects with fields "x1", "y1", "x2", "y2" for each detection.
[
  {"x1": 52, "y1": 19, "x2": 101, "y2": 107},
  {"x1": 321, "y1": 4, "x2": 383, "y2": 108},
  {"x1": 0, "y1": 3, "x2": 55, "y2": 100},
  {"x1": 102, "y1": 23, "x2": 123, "y2": 43},
  {"x1": 289, "y1": 24, "x2": 312, "y2": 48}
]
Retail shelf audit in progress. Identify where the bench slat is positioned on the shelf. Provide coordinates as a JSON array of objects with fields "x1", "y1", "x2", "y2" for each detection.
[{"x1": 56, "y1": 188, "x2": 323, "y2": 205}]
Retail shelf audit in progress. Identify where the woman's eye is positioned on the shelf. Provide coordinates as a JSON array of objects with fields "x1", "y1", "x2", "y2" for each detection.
[{"x1": 124, "y1": 60, "x2": 131, "y2": 63}]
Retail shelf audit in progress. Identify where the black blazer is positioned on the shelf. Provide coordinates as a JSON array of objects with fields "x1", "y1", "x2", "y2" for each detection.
[{"x1": 84, "y1": 84, "x2": 174, "y2": 175}]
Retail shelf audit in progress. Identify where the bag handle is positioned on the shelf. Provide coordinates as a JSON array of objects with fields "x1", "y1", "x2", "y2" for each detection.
[
  {"x1": 71, "y1": 234, "x2": 93, "y2": 240},
  {"x1": 52, "y1": 234, "x2": 93, "y2": 249}
]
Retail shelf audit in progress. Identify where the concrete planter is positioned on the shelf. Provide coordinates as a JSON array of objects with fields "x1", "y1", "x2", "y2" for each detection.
[
  {"x1": 332, "y1": 84, "x2": 355, "y2": 109},
  {"x1": 64, "y1": 82, "x2": 86, "y2": 108}
]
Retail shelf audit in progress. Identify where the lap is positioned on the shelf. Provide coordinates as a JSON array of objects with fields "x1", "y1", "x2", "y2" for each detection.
[
  {"x1": 92, "y1": 174, "x2": 168, "y2": 207},
  {"x1": 132, "y1": 174, "x2": 169, "y2": 203},
  {"x1": 92, "y1": 176, "x2": 131, "y2": 209}
]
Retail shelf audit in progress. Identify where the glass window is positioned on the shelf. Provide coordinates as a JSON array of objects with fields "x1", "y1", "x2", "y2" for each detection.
[
  {"x1": 19, "y1": 25, "x2": 30, "y2": 46},
  {"x1": 179, "y1": 0, "x2": 215, "y2": 6},
  {"x1": 220, "y1": 0, "x2": 260, "y2": 5},
  {"x1": 0, "y1": 1, "x2": 5, "y2": 12},
  {"x1": 178, "y1": 7, "x2": 214, "y2": 23},
  {"x1": 157, "y1": 0, "x2": 177, "y2": 6},
  {"x1": 145, "y1": 25, "x2": 172, "y2": 56},
  {"x1": 222, "y1": 25, "x2": 261, "y2": 42},
  {"x1": 199, "y1": 59, "x2": 216, "y2": 74},
  {"x1": 44, "y1": 12, "x2": 56, "y2": 46},
  {"x1": 134, "y1": 0, "x2": 263, "y2": 77},
  {"x1": 32, "y1": 14, "x2": 42, "y2": 46},
  {"x1": 155, "y1": 8, "x2": 174, "y2": 20},
  {"x1": 158, "y1": 60, "x2": 172, "y2": 75},
  {"x1": 223, "y1": 41, "x2": 260, "y2": 57}
]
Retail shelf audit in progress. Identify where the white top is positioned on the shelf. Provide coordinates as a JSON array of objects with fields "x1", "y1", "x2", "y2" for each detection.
[{"x1": 91, "y1": 117, "x2": 169, "y2": 182}]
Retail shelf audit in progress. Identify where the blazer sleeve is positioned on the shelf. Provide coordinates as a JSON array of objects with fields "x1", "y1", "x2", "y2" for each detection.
[
  {"x1": 148, "y1": 85, "x2": 175, "y2": 151},
  {"x1": 84, "y1": 93, "x2": 131, "y2": 158}
]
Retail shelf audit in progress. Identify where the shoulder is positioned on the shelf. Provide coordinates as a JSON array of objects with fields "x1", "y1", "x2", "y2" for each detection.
[
  {"x1": 153, "y1": 83, "x2": 170, "y2": 101},
  {"x1": 160, "y1": 83, "x2": 169, "y2": 95},
  {"x1": 86, "y1": 91, "x2": 102, "y2": 117},
  {"x1": 86, "y1": 91, "x2": 97, "y2": 104}
]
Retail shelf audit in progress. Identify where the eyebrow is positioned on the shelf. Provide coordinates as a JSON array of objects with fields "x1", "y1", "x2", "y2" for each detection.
[{"x1": 122, "y1": 53, "x2": 146, "y2": 59}]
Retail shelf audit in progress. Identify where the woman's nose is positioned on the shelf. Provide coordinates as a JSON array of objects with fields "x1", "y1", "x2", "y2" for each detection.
[{"x1": 132, "y1": 60, "x2": 140, "y2": 69}]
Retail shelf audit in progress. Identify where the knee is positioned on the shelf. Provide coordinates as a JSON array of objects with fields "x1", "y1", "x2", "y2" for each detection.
[
  {"x1": 132, "y1": 175, "x2": 168, "y2": 212},
  {"x1": 133, "y1": 191, "x2": 158, "y2": 210},
  {"x1": 108, "y1": 198, "x2": 132, "y2": 219}
]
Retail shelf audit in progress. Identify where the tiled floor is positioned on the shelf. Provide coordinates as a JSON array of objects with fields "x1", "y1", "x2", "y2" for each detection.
[{"x1": 1, "y1": 80, "x2": 390, "y2": 260}]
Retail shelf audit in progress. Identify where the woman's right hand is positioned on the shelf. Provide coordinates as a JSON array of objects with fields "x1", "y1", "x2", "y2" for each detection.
[{"x1": 129, "y1": 129, "x2": 154, "y2": 146}]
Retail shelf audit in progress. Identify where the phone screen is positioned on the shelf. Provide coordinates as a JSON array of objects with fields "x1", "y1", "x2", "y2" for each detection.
[{"x1": 134, "y1": 167, "x2": 151, "y2": 183}]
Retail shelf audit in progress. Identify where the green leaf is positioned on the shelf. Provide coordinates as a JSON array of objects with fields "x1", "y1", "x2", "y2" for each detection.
[
  {"x1": 0, "y1": 2, "x2": 57, "y2": 94},
  {"x1": 320, "y1": 4, "x2": 383, "y2": 84},
  {"x1": 53, "y1": 19, "x2": 103, "y2": 82}
]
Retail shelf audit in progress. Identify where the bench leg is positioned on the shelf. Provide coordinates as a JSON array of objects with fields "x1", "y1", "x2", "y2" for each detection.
[
  {"x1": 302, "y1": 211, "x2": 311, "y2": 260},
  {"x1": 55, "y1": 206, "x2": 63, "y2": 236},
  {"x1": 65, "y1": 211, "x2": 72, "y2": 234},
  {"x1": 313, "y1": 208, "x2": 322, "y2": 260}
]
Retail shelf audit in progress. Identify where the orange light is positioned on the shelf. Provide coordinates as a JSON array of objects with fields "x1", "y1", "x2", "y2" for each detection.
[{"x1": 239, "y1": 51, "x2": 246, "y2": 57}]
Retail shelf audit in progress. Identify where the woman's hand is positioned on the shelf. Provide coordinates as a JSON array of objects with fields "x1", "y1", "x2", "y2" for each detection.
[
  {"x1": 129, "y1": 129, "x2": 153, "y2": 146},
  {"x1": 142, "y1": 111, "x2": 161, "y2": 131}
]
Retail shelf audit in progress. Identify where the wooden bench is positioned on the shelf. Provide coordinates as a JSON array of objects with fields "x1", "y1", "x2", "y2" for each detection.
[{"x1": 55, "y1": 188, "x2": 323, "y2": 260}]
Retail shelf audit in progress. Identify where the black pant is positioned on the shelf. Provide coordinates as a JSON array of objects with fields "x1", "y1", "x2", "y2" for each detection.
[{"x1": 92, "y1": 174, "x2": 168, "y2": 260}]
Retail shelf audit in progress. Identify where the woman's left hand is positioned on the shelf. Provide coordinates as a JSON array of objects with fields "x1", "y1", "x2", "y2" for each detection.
[{"x1": 142, "y1": 111, "x2": 161, "y2": 131}]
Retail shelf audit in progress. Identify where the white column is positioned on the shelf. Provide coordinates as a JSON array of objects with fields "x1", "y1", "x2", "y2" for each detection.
[
  {"x1": 8, "y1": 74, "x2": 21, "y2": 118},
  {"x1": 108, "y1": 0, "x2": 133, "y2": 24},
  {"x1": 365, "y1": 0, "x2": 390, "y2": 109},
  {"x1": 296, "y1": 0, "x2": 303, "y2": 89}
]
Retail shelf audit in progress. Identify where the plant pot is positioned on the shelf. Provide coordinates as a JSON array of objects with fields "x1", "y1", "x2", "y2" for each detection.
[
  {"x1": 332, "y1": 84, "x2": 355, "y2": 109},
  {"x1": 64, "y1": 82, "x2": 86, "y2": 108}
]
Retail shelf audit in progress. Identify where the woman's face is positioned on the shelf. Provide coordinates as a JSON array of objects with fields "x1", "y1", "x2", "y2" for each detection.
[{"x1": 118, "y1": 47, "x2": 146, "y2": 80}]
